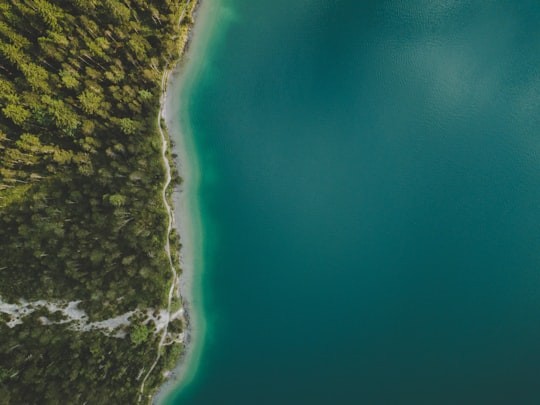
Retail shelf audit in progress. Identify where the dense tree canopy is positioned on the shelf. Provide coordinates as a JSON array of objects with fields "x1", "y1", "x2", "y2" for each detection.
[{"x1": 0, "y1": 0, "x2": 195, "y2": 403}]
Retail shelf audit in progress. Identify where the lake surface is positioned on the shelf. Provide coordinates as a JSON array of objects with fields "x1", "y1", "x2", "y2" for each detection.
[{"x1": 167, "y1": 0, "x2": 540, "y2": 404}]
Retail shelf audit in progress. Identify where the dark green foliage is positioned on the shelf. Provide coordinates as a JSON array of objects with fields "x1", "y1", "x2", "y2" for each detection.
[
  {"x1": 130, "y1": 324, "x2": 150, "y2": 345},
  {"x1": 0, "y1": 0, "x2": 195, "y2": 403},
  {"x1": 163, "y1": 343, "x2": 184, "y2": 370},
  {"x1": 0, "y1": 320, "x2": 160, "y2": 405}
]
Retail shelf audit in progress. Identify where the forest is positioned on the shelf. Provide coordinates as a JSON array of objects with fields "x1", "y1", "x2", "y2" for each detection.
[{"x1": 0, "y1": 0, "x2": 195, "y2": 403}]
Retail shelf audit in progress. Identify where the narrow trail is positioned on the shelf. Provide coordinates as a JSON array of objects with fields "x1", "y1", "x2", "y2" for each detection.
[{"x1": 138, "y1": 2, "x2": 193, "y2": 402}]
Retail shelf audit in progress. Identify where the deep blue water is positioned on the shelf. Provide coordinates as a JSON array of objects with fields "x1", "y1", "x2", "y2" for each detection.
[{"x1": 168, "y1": 1, "x2": 540, "y2": 404}]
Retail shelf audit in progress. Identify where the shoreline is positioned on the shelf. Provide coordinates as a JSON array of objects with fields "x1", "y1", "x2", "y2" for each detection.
[
  {"x1": 137, "y1": 0, "x2": 195, "y2": 397},
  {"x1": 152, "y1": 0, "x2": 220, "y2": 402}
]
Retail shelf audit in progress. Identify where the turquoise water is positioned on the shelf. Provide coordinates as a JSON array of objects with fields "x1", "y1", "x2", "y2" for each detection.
[{"x1": 168, "y1": 1, "x2": 540, "y2": 404}]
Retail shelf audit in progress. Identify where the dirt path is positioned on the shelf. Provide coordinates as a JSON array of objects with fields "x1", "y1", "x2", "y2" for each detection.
[{"x1": 138, "y1": 2, "x2": 193, "y2": 402}]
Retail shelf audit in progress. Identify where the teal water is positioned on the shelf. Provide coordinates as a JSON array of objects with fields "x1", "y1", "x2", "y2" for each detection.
[{"x1": 168, "y1": 1, "x2": 540, "y2": 404}]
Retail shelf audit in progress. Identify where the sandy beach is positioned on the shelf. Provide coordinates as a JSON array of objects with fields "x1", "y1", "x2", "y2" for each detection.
[{"x1": 152, "y1": 0, "x2": 222, "y2": 402}]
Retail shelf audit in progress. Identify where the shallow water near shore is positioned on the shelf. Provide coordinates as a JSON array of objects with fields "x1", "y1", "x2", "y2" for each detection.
[{"x1": 165, "y1": 0, "x2": 540, "y2": 404}]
